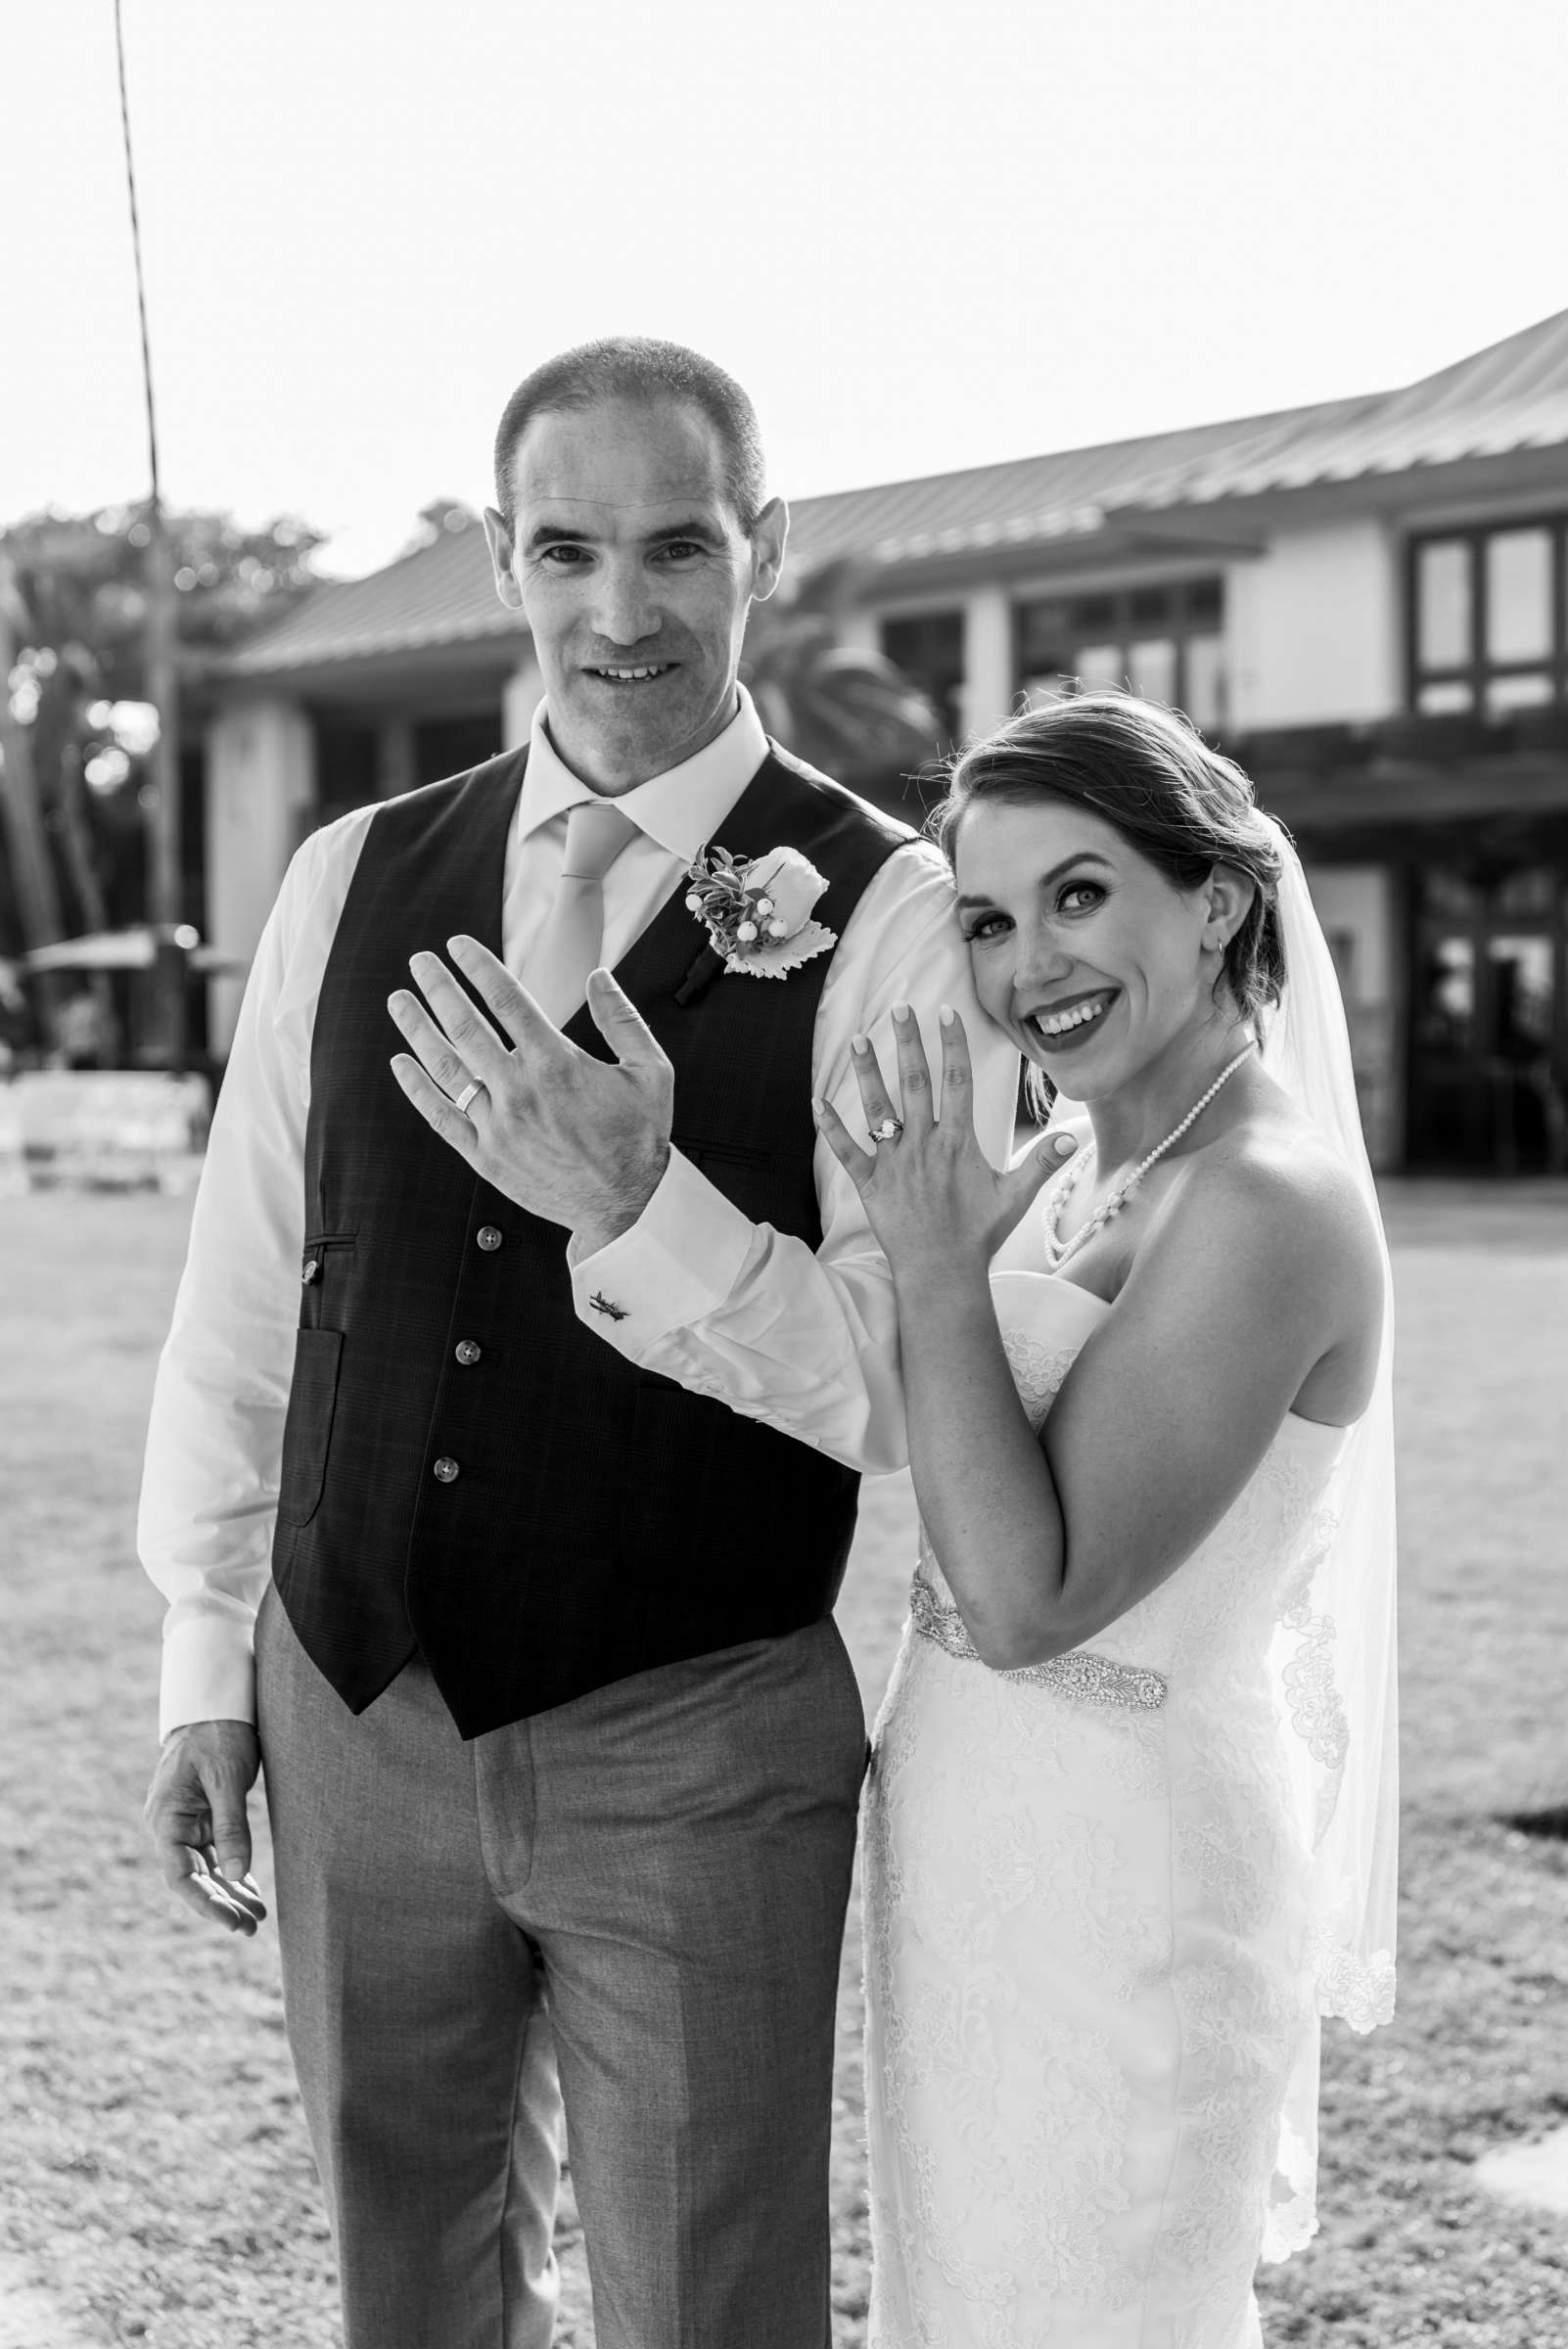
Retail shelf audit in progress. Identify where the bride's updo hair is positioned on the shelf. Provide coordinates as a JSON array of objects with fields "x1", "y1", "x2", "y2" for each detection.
[{"x1": 933, "y1": 690, "x2": 1287, "y2": 1022}]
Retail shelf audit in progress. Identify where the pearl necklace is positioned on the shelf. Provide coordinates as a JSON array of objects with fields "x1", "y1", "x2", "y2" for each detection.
[{"x1": 1043, "y1": 1041, "x2": 1258, "y2": 1271}]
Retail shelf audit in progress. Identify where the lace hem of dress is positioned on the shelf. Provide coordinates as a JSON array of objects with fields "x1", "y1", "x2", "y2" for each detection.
[
  {"x1": 1313, "y1": 1940, "x2": 1396, "y2": 2033},
  {"x1": 908, "y1": 1570, "x2": 1169, "y2": 1712},
  {"x1": 1259, "y1": 2118, "x2": 1320, "y2": 2266}
]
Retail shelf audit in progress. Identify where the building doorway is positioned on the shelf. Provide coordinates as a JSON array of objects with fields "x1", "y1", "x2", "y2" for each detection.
[{"x1": 1407, "y1": 862, "x2": 1568, "y2": 1171}]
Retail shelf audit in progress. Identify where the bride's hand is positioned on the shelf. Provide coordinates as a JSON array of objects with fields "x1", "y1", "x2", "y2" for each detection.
[{"x1": 814, "y1": 1002, "x2": 1076, "y2": 1283}]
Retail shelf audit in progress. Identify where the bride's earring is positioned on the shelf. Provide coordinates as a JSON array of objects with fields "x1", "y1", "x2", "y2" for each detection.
[{"x1": 1201, "y1": 865, "x2": 1254, "y2": 957}]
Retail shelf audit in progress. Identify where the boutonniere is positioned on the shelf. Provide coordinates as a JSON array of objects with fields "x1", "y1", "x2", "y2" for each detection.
[{"x1": 683, "y1": 844, "x2": 837, "y2": 979}]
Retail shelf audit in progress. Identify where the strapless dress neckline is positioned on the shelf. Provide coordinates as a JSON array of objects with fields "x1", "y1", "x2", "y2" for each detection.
[{"x1": 987, "y1": 1267, "x2": 1356, "y2": 1449}]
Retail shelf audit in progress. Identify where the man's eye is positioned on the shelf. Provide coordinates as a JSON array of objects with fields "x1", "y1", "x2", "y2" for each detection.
[
  {"x1": 538, "y1": 544, "x2": 587, "y2": 567},
  {"x1": 655, "y1": 541, "x2": 705, "y2": 563}
]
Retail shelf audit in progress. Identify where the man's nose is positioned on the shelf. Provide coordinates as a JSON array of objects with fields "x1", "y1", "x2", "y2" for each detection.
[{"x1": 590, "y1": 562, "x2": 661, "y2": 648}]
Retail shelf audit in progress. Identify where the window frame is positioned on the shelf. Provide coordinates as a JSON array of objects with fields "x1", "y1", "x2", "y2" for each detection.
[
  {"x1": 1010, "y1": 576, "x2": 1227, "y2": 731},
  {"x1": 1406, "y1": 513, "x2": 1568, "y2": 716}
]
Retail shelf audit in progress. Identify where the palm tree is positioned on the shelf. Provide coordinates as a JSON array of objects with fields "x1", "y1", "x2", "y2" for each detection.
[{"x1": 741, "y1": 560, "x2": 945, "y2": 816}]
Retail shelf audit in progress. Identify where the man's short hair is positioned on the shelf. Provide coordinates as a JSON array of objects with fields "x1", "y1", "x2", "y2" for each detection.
[{"x1": 492, "y1": 337, "x2": 767, "y2": 533}]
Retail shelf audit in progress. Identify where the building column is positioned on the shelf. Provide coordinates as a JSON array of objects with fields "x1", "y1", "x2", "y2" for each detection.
[
  {"x1": 502, "y1": 649, "x2": 544, "y2": 749},
  {"x1": 205, "y1": 695, "x2": 314, "y2": 1056},
  {"x1": 959, "y1": 586, "x2": 1014, "y2": 740}
]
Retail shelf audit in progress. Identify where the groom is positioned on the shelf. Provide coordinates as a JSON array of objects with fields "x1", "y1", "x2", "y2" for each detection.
[{"x1": 140, "y1": 336, "x2": 1018, "y2": 2349}]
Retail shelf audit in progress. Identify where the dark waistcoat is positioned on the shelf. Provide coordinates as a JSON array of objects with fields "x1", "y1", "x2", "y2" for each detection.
[{"x1": 271, "y1": 741, "x2": 913, "y2": 1736}]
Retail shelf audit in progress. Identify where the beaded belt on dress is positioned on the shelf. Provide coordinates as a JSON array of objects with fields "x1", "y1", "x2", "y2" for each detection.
[{"x1": 909, "y1": 1570, "x2": 1168, "y2": 1711}]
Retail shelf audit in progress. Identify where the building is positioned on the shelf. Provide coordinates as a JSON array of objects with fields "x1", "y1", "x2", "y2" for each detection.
[{"x1": 202, "y1": 310, "x2": 1568, "y2": 1172}]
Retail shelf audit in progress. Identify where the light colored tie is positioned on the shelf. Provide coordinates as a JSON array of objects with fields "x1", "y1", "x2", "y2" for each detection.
[{"x1": 524, "y1": 798, "x2": 640, "y2": 1027}]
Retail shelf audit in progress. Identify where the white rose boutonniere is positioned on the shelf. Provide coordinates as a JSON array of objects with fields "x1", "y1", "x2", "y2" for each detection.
[{"x1": 683, "y1": 844, "x2": 837, "y2": 979}]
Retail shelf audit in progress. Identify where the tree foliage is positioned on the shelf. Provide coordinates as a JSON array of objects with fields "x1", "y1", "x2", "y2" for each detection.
[{"x1": 0, "y1": 502, "x2": 323, "y2": 953}]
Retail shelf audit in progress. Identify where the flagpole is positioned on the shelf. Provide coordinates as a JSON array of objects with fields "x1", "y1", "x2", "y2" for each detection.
[{"x1": 114, "y1": 0, "x2": 185, "y2": 1072}]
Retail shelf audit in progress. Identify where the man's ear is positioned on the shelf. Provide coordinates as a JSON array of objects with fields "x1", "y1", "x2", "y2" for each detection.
[
  {"x1": 748, "y1": 495, "x2": 789, "y2": 603},
  {"x1": 482, "y1": 506, "x2": 524, "y2": 611},
  {"x1": 1203, "y1": 862, "x2": 1256, "y2": 950}
]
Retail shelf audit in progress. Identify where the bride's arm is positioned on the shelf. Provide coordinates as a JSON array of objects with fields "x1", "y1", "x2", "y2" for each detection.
[{"x1": 819, "y1": 1011, "x2": 1380, "y2": 1668}]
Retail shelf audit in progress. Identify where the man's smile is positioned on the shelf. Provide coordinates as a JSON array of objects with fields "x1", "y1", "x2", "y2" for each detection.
[{"x1": 583, "y1": 662, "x2": 677, "y2": 686}]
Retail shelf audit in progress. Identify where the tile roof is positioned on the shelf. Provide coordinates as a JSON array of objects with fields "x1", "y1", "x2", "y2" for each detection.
[
  {"x1": 782, "y1": 406, "x2": 1353, "y2": 573},
  {"x1": 1116, "y1": 308, "x2": 1568, "y2": 508},
  {"x1": 220, "y1": 516, "x2": 525, "y2": 676},
  {"x1": 789, "y1": 308, "x2": 1568, "y2": 563},
  {"x1": 223, "y1": 309, "x2": 1568, "y2": 674}
]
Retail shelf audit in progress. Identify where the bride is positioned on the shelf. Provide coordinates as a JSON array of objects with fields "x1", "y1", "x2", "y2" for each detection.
[{"x1": 811, "y1": 692, "x2": 1398, "y2": 2348}]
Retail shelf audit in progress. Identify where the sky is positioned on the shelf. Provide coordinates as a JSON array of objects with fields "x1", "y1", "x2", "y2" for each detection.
[{"x1": 7, "y1": 0, "x2": 1567, "y2": 579}]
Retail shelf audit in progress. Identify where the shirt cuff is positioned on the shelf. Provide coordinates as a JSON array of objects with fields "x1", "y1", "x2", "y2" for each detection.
[
  {"x1": 159, "y1": 1611, "x2": 258, "y2": 1742},
  {"x1": 570, "y1": 1148, "x2": 755, "y2": 1350}
]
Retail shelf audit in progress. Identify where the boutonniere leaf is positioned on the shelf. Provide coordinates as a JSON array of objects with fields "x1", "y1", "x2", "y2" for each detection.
[{"x1": 684, "y1": 844, "x2": 837, "y2": 980}]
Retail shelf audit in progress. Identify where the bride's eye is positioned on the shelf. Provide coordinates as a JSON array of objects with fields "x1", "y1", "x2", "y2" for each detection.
[
  {"x1": 963, "y1": 912, "x2": 1009, "y2": 943},
  {"x1": 1058, "y1": 882, "x2": 1107, "y2": 915}
]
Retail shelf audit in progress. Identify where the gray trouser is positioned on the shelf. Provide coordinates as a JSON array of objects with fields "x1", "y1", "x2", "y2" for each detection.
[{"x1": 255, "y1": 1582, "x2": 866, "y2": 2349}]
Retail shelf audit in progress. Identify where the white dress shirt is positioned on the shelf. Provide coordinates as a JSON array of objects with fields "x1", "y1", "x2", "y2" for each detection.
[{"x1": 139, "y1": 687, "x2": 1019, "y2": 1738}]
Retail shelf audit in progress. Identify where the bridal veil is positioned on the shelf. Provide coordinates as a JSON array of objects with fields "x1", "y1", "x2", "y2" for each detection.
[{"x1": 1257, "y1": 816, "x2": 1400, "y2": 2253}]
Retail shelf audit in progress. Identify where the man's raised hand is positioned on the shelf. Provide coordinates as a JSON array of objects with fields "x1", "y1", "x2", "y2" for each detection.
[
  {"x1": 144, "y1": 1720, "x2": 266, "y2": 1937},
  {"x1": 389, "y1": 940, "x2": 674, "y2": 1245}
]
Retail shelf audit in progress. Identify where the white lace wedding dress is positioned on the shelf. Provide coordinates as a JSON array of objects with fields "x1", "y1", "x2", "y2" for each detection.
[{"x1": 862, "y1": 1269, "x2": 1356, "y2": 2349}]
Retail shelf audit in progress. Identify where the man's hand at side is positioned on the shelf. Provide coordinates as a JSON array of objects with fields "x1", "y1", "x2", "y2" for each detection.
[{"x1": 144, "y1": 1720, "x2": 267, "y2": 1937}]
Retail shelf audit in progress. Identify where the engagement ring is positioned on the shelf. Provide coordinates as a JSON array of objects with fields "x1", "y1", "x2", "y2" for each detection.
[{"x1": 873, "y1": 1116, "x2": 904, "y2": 1142}]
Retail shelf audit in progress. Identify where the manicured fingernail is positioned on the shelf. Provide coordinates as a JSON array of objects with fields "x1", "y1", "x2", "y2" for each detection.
[
  {"x1": 1052, "y1": 1132, "x2": 1077, "y2": 1157},
  {"x1": 893, "y1": 1001, "x2": 912, "y2": 1023},
  {"x1": 852, "y1": 1033, "x2": 869, "y2": 1054},
  {"x1": 940, "y1": 1002, "x2": 956, "y2": 1026},
  {"x1": 811, "y1": 1096, "x2": 826, "y2": 1117}
]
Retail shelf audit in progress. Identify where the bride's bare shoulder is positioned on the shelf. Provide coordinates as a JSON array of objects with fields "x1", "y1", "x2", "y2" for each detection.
[{"x1": 1180, "y1": 1091, "x2": 1383, "y2": 1295}]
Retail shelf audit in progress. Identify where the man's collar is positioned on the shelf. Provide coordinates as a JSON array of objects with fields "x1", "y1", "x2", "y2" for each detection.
[{"x1": 518, "y1": 688, "x2": 769, "y2": 861}]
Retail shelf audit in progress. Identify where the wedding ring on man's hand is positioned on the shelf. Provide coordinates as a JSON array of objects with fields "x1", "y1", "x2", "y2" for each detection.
[
  {"x1": 452, "y1": 1080, "x2": 485, "y2": 1117},
  {"x1": 872, "y1": 1116, "x2": 904, "y2": 1143}
]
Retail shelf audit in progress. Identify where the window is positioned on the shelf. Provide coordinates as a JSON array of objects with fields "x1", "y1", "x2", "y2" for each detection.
[
  {"x1": 1013, "y1": 577, "x2": 1226, "y2": 733},
  {"x1": 1408, "y1": 518, "x2": 1568, "y2": 715},
  {"x1": 880, "y1": 610, "x2": 966, "y2": 748}
]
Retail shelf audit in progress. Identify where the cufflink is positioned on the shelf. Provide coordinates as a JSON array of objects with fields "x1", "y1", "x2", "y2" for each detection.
[{"x1": 588, "y1": 1292, "x2": 629, "y2": 1321}]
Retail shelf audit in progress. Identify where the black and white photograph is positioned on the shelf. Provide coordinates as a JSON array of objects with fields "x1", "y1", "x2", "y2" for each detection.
[{"x1": 2, "y1": 3, "x2": 1566, "y2": 2343}]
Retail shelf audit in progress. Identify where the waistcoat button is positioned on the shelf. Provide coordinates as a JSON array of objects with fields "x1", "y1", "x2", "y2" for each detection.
[
  {"x1": 476, "y1": 1225, "x2": 503, "y2": 1252},
  {"x1": 433, "y1": 1455, "x2": 460, "y2": 1483},
  {"x1": 454, "y1": 1339, "x2": 482, "y2": 1365}
]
